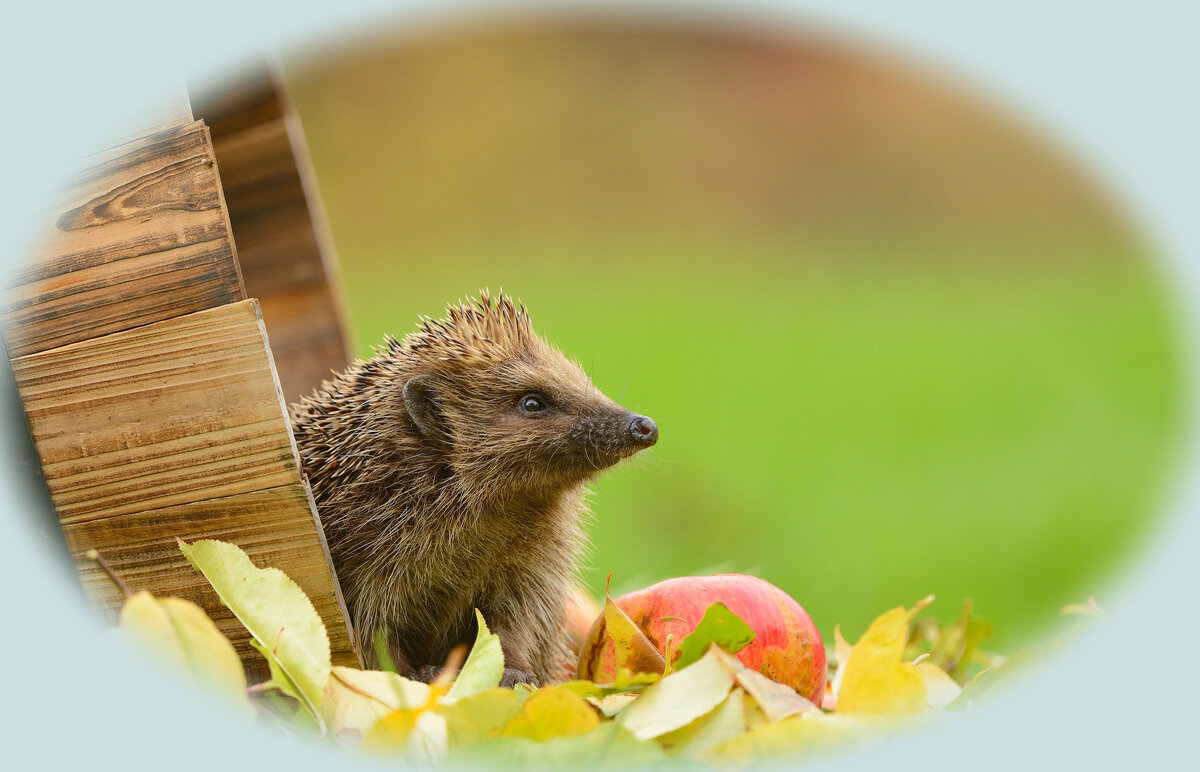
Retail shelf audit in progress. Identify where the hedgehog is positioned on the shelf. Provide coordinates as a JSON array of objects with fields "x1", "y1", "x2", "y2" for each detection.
[{"x1": 290, "y1": 290, "x2": 658, "y2": 686}]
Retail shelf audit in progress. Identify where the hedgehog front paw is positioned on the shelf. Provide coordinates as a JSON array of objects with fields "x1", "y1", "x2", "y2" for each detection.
[
  {"x1": 499, "y1": 667, "x2": 539, "y2": 689},
  {"x1": 411, "y1": 664, "x2": 443, "y2": 683}
]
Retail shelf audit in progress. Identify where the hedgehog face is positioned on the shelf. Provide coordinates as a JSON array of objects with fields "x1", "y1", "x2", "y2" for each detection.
[
  {"x1": 397, "y1": 291, "x2": 657, "y2": 499},
  {"x1": 405, "y1": 355, "x2": 657, "y2": 497},
  {"x1": 495, "y1": 353, "x2": 657, "y2": 488}
]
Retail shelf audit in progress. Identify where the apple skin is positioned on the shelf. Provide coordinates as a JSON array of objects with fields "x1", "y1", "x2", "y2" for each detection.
[{"x1": 577, "y1": 574, "x2": 826, "y2": 704}]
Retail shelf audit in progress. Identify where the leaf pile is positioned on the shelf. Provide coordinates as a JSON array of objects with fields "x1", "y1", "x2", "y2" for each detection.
[{"x1": 109, "y1": 540, "x2": 1068, "y2": 768}]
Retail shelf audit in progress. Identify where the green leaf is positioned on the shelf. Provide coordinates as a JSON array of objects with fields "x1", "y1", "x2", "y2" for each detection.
[
  {"x1": 945, "y1": 667, "x2": 994, "y2": 712},
  {"x1": 119, "y1": 591, "x2": 252, "y2": 717},
  {"x1": 675, "y1": 602, "x2": 757, "y2": 670},
  {"x1": 619, "y1": 647, "x2": 736, "y2": 740},
  {"x1": 178, "y1": 539, "x2": 331, "y2": 728},
  {"x1": 500, "y1": 685, "x2": 601, "y2": 741},
  {"x1": 448, "y1": 609, "x2": 505, "y2": 699}
]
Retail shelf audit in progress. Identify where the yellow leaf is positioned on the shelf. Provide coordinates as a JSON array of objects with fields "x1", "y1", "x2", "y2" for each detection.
[
  {"x1": 449, "y1": 723, "x2": 666, "y2": 769},
  {"x1": 360, "y1": 708, "x2": 447, "y2": 763},
  {"x1": 439, "y1": 688, "x2": 520, "y2": 745},
  {"x1": 586, "y1": 692, "x2": 639, "y2": 717},
  {"x1": 603, "y1": 591, "x2": 667, "y2": 675},
  {"x1": 742, "y1": 690, "x2": 771, "y2": 732},
  {"x1": 836, "y1": 599, "x2": 932, "y2": 715},
  {"x1": 620, "y1": 647, "x2": 735, "y2": 740},
  {"x1": 360, "y1": 709, "x2": 419, "y2": 756},
  {"x1": 917, "y1": 662, "x2": 962, "y2": 711},
  {"x1": 709, "y1": 646, "x2": 818, "y2": 723},
  {"x1": 119, "y1": 591, "x2": 252, "y2": 717},
  {"x1": 500, "y1": 685, "x2": 600, "y2": 741},
  {"x1": 322, "y1": 666, "x2": 431, "y2": 746},
  {"x1": 702, "y1": 713, "x2": 866, "y2": 767},
  {"x1": 657, "y1": 687, "x2": 747, "y2": 757},
  {"x1": 827, "y1": 624, "x2": 853, "y2": 708}
]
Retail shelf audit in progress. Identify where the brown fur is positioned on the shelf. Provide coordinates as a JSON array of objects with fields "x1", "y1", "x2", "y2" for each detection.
[{"x1": 290, "y1": 291, "x2": 656, "y2": 684}]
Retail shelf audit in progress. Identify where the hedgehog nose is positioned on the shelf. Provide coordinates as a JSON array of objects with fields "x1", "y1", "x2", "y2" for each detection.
[{"x1": 628, "y1": 415, "x2": 658, "y2": 446}]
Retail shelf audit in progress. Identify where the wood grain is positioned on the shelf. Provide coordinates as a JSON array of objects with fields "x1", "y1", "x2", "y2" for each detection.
[
  {"x1": 2, "y1": 121, "x2": 245, "y2": 358},
  {"x1": 192, "y1": 68, "x2": 353, "y2": 404},
  {"x1": 258, "y1": 284, "x2": 352, "y2": 401},
  {"x1": 64, "y1": 485, "x2": 359, "y2": 669},
  {"x1": 11, "y1": 301, "x2": 299, "y2": 523}
]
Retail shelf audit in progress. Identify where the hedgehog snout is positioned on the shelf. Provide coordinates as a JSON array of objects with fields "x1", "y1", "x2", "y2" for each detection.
[{"x1": 628, "y1": 414, "x2": 658, "y2": 447}]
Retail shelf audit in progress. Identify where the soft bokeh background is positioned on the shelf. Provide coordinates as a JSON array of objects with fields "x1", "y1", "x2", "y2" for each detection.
[{"x1": 282, "y1": 17, "x2": 1181, "y2": 651}]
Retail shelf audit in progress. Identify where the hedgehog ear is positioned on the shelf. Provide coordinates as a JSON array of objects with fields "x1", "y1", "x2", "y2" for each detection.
[{"x1": 403, "y1": 374, "x2": 444, "y2": 443}]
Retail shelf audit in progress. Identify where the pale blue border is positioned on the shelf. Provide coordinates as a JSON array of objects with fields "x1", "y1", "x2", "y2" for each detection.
[{"x1": 2, "y1": 2, "x2": 1195, "y2": 769}]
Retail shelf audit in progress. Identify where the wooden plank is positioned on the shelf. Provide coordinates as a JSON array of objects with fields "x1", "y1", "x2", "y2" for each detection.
[
  {"x1": 2, "y1": 120, "x2": 245, "y2": 358},
  {"x1": 191, "y1": 68, "x2": 354, "y2": 404},
  {"x1": 11, "y1": 300, "x2": 299, "y2": 524},
  {"x1": 212, "y1": 117, "x2": 330, "y2": 293},
  {"x1": 64, "y1": 485, "x2": 359, "y2": 669},
  {"x1": 259, "y1": 284, "x2": 351, "y2": 401}
]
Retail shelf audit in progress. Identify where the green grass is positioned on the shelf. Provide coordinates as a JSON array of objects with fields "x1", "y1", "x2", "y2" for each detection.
[
  {"x1": 281, "y1": 21, "x2": 1184, "y2": 652},
  {"x1": 335, "y1": 236, "x2": 1182, "y2": 651}
]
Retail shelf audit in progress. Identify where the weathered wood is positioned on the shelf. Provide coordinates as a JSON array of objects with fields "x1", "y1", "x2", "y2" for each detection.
[
  {"x1": 2, "y1": 121, "x2": 245, "y2": 358},
  {"x1": 192, "y1": 67, "x2": 354, "y2": 404},
  {"x1": 12, "y1": 298, "x2": 360, "y2": 668},
  {"x1": 213, "y1": 118, "x2": 331, "y2": 293},
  {"x1": 12, "y1": 300, "x2": 300, "y2": 523},
  {"x1": 64, "y1": 485, "x2": 359, "y2": 668},
  {"x1": 258, "y1": 284, "x2": 351, "y2": 399}
]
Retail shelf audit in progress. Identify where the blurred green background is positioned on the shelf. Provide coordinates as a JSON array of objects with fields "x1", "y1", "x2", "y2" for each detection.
[{"x1": 282, "y1": 19, "x2": 1182, "y2": 651}]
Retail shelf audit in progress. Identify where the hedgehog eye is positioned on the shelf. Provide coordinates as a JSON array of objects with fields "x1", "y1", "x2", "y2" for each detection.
[{"x1": 519, "y1": 393, "x2": 548, "y2": 415}]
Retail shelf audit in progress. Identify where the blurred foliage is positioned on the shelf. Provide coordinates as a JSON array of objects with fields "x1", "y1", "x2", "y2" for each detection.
[
  {"x1": 281, "y1": 19, "x2": 1182, "y2": 650},
  {"x1": 145, "y1": 540, "x2": 1038, "y2": 766}
]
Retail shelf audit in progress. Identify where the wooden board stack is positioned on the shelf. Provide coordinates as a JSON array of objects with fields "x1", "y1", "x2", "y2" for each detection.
[{"x1": 2, "y1": 68, "x2": 361, "y2": 673}]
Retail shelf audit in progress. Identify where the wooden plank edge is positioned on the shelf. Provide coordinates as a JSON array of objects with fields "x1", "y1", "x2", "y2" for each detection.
[{"x1": 254, "y1": 299, "x2": 362, "y2": 666}]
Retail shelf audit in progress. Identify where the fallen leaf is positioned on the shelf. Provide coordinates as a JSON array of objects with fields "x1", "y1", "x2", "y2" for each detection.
[
  {"x1": 439, "y1": 688, "x2": 520, "y2": 745},
  {"x1": 501, "y1": 684, "x2": 601, "y2": 741},
  {"x1": 178, "y1": 539, "x2": 330, "y2": 727},
  {"x1": 702, "y1": 713, "x2": 868, "y2": 767},
  {"x1": 587, "y1": 692, "x2": 639, "y2": 717},
  {"x1": 620, "y1": 647, "x2": 735, "y2": 740},
  {"x1": 450, "y1": 723, "x2": 666, "y2": 770},
  {"x1": 709, "y1": 646, "x2": 818, "y2": 722},
  {"x1": 917, "y1": 662, "x2": 962, "y2": 710},
  {"x1": 836, "y1": 598, "x2": 932, "y2": 715},
  {"x1": 657, "y1": 687, "x2": 747, "y2": 756},
  {"x1": 322, "y1": 666, "x2": 431, "y2": 744},
  {"x1": 674, "y1": 602, "x2": 757, "y2": 670},
  {"x1": 119, "y1": 591, "x2": 251, "y2": 716},
  {"x1": 602, "y1": 590, "x2": 668, "y2": 676},
  {"x1": 360, "y1": 707, "x2": 448, "y2": 763},
  {"x1": 447, "y1": 609, "x2": 505, "y2": 699}
]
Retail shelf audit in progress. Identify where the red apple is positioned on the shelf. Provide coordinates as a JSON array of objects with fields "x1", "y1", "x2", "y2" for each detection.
[{"x1": 576, "y1": 574, "x2": 826, "y2": 704}]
